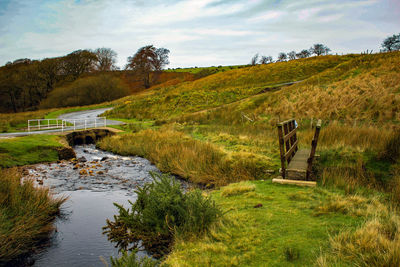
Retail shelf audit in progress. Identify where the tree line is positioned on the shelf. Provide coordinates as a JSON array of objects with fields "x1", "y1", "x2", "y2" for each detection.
[
  {"x1": 250, "y1": 43, "x2": 331, "y2": 65},
  {"x1": 0, "y1": 45, "x2": 170, "y2": 112},
  {"x1": 251, "y1": 33, "x2": 400, "y2": 66}
]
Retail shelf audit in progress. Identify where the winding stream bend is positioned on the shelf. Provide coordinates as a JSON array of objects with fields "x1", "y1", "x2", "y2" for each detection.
[{"x1": 23, "y1": 145, "x2": 182, "y2": 266}]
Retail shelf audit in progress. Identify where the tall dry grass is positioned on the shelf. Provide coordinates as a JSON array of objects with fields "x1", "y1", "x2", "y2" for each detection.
[
  {"x1": 0, "y1": 168, "x2": 66, "y2": 263},
  {"x1": 97, "y1": 129, "x2": 269, "y2": 186},
  {"x1": 298, "y1": 121, "x2": 394, "y2": 151},
  {"x1": 318, "y1": 209, "x2": 400, "y2": 266},
  {"x1": 175, "y1": 52, "x2": 400, "y2": 128}
]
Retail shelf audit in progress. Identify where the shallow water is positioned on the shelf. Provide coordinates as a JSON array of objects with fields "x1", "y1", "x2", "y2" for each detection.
[
  {"x1": 22, "y1": 145, "x2": 184, "y2": 266},
  {"x1": 33, "y1": 190, "x2": 136, "y2": 267}
]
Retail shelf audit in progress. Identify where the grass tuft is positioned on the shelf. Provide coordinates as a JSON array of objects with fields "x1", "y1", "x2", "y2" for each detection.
[{"x1": 221, "y1": 181, "x2": 255, "y2": 197}]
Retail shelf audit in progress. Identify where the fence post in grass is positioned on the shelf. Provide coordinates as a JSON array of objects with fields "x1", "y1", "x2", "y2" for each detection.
[
  {"x1": 277, "y1": 123, "x2": 286, "y2": 178},
  {"x1": 38, "y1": 119, "x2": 40, "y2": 130},
  {"x1": 306, "y1": 119, "x2": 322, "y2": 179},
  {"x1": 28, "y1": 120, "x2": 30, "y2": 133},
  {"x1": 74, "y1": 120, "x2": 76, "y2": 131},
  {"x1": 94, "y1": 118, "x2": 96, "y2": 128}
]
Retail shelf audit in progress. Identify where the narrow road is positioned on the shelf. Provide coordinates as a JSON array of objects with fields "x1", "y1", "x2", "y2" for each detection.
[{"x1": 0, "y1": 108, "x2": 123, "y2": 138}]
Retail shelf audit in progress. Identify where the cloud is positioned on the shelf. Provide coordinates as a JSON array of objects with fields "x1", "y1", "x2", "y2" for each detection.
[{"x1": 0, "y1": 0, "x2": 399, "y2": 67}]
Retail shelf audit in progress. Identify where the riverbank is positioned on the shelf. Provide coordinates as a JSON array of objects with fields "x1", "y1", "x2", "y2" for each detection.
[{"x1": 0, "y1": 168, "x2": 66, "y2": 265}]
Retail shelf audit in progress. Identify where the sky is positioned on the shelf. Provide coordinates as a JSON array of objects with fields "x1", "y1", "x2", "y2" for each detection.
[{"x1": 0, "y1": 0, "x2": 399, "y2": 68}]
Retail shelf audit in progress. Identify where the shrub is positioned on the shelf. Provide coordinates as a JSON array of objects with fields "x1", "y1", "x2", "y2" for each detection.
[
  {"x1": 103, "y1": 172, "x2": 221, "y2": 258},
  {"x1": 40, "y1": 74, "x2": 129, "y2": 108}
]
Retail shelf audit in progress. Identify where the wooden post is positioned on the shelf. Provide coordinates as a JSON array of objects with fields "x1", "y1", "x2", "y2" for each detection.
[
  {"x1": 306, "y1": 120, "x2": 322, "y2": 179},
  {"x1": 277, "y1": 124, "x2": 286, "y2": 179}
]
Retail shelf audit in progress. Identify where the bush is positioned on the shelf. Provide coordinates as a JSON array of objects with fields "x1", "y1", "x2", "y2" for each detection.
[
  {"x1": 103, "y1": 172, "x2": 221, "y2": 257},
  {"x1": 40, "y1": 74, "x2": 129, "y2": 108}
]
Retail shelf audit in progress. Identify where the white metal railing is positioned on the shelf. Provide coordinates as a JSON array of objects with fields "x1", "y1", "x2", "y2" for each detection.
[
  {"x1": 28, "y1": 119, "x2": 66, "y2": 132},
  {"x1": 67, "y1": 117, "x2": 107, "y2": 131},
  {"x1": 27, "y1": 117, "x2": 107, "y2": 133}
]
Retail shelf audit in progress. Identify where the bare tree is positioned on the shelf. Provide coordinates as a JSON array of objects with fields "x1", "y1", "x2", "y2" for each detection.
[
  {"x1": 125, "y1": 45, "x2": 170, "y2": 88},
  {"x1": 287, "y1": 51, "x2": 296, "y2": 60},
  {"x1": 296, "y1": 49, "x2": 311, "y2": 58},
  {"x1": 277, "y1": 52, "x2": 287, "y2": 62},
  {"x1": 381, "y1": 33, "x2": 400, "y2": 52},
  {"x1": 94, "y1": 48, "x2": 117, "y2": 71},
  {"x1": 310, "y1": 44, "x2": 331, "y2": 56},
  {"x1": 259, "y1": 55, "x2": 273, "y2": 64},
  {"x1": 250, "y1": 53, "x2": 259, "y2": 65}
]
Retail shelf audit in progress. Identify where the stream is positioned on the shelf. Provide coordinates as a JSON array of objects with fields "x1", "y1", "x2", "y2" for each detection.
[{"x1": 22, "y1": 144, "x2": 187, "y2": 266}]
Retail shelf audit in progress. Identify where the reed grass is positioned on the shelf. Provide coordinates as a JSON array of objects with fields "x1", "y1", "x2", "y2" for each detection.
[
  {"x1": 0, "y1": 168, "x2": 66, "y2": 264},
  {"x1": 97, "y1": 128, "x2": 271, "y2": 186}
]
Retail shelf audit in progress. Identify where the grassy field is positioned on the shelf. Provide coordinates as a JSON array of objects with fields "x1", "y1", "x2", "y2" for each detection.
[
  {"x1": 0, "y1": 168, "x2": 66, "y2": 264},
  {"x1": 96, "y1": 52, "x2": 400, "y2": 265},
  {"x1": 0, "y1": 135, "x2": 64, "y2": 168},
  {"x1": 165, "y1": 181, "x2": 388, "y2": 266}
]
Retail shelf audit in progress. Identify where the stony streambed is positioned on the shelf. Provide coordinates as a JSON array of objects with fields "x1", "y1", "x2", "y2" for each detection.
[{"x1": 22, "y1": 144, "x2": 188, "y2": 267}]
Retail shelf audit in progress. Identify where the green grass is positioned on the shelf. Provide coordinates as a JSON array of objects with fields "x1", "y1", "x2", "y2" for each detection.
[
  {"x1": 44, "y1": 103, "x2": 113, "y2": 119},
  {"x1": 165, "y1": 180, "x2": 365, "y2": 266},
  {"x1": 0, "y1": 135, "x2": 63, "y2": 168}
]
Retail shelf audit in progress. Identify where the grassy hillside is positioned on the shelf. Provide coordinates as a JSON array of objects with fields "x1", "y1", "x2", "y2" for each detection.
[
  {"x1": 106, "y1": 55, "x2": 356, "y2": 120},
  {"x1": 177, "y1": 52, "x2": 400, "y2": 125}
]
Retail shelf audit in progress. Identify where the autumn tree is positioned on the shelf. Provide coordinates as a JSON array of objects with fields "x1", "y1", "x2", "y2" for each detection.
[
  {"x1": 61, "y1": 50, "x2": 97, "y2": 79},
  {"x1": 125, "y1": 45, "x2": 170, "y2": 88},
  {"x1": 94, "y1": 48, "x2": 118, "y2": 71},
  {"x1": 310, "y1": 44, "x2": 331, "y2": 56},
  {"x1": 381, "y1": 33, "x2": 400, "y2": 52}
]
